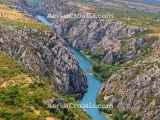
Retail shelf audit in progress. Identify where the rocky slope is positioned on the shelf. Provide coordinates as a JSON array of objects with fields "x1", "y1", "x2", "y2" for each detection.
[
  {"x1": 100, "y1": 40, "x2": 160, "y2": 120},
  {"x1": 20, "y1": 0, "x2": 150, "y2": 64},
  {"x1": 60, "y1": 18, "x2": 146, "y2": 64},
  {"x1": 32, "y1": 1, "x2": 160, "y2": 119},
  {"x1": 0, "y1": 50, "x2": 90, "y2": 120},
  {"x1": 0, "y1": 26, "x2": 87, "y2": 96},
  {"x1": 0, "y1": 3, "x2": 91, "y2": 120},
  {"x1": 4, "y1": 0, "x2": 160, "y2": 119},
  {"x1": 17, "y1": 0, "x2": 160, "y2": 79},
  {"x1": 0, "y1": 4, "x2": 87, "y2": 96}
]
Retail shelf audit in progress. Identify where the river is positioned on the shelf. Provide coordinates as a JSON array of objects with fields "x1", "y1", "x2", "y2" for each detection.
[{"x1": 36, "y1": 15, "x2": 107, "y2": 120}]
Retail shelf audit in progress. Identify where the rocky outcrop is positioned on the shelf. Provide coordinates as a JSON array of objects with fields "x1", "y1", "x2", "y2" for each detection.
[
  {"x1": 60, "y1": 18, "x2": 149, "y2": 64},
  {"x1": 0, "y1": 26, "x2": 87, "y2": 96},
  {"x1": 16, "y1": 0, "x2": 78, "y2": 16},
  {"x1": 100, "y1": 40, "x2": 160, "y2": 120},
  {"x1": 62, "y1": 20, "x2": 126, "y2": 50},
  {"x1": 39, "y1": 0, "x2": 78, "y2": 16},
  {"x1": 38, "y1": 2, "x2": 146, "y2": 64},
  {"x1": 18, "y1": 0, "x2": 154, "y2": 65}
]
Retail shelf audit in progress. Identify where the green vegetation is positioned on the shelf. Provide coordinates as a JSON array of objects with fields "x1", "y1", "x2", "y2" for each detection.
[
  {"x1": 97, "y1": 94, "x2": 142, "y2": 120},
  {"x1": 0, "y1": 17, "x2": 49, "y2": 31},
  {"x1": 0, "y1": 0, "x2": 13, "y2": 5},
  {"x1": 83, "y1": 49, "x2": 103, "y2": 63},
  {"x1": 0, "y1": 4, "x2": 49, "y2": 31},
  {"x1": 112, "y1": 111, "x2": 127, "y2": 120},
  {"x1": 111, "y1": 110, "x2": 142, "y2": 120},
  {"x1": 97, "y1": 95, "x2": 141, "y2": 120},
  {"x1": 0, "y1": 4, "x2": 91, "y2": 120},
  {"x1": 0, "y1": 52, "x2": 91, "y2": 120},
  {"x1": 0, "y1": 52, "x2": 54, "y2": 120},
  {"x1": 0, "y1": 84, "x2": 54, "y2": 120},
  {"x1": 0, "y1": 53, "x2": 26, "y2": 79},
  {"x1": 112, "y1": 110, "x2": 141, "y2": 120},
  {"x1": 97, "y1": 95, "x2": 142, "y2": 120},
  {"x1": 82, "y1": 49, "x2": 121, "y2": 81},
  {"x1": 79, "y1": 0, "x2": 160, "y2": 82},
  {"x1": 78, "y1": 0, "x2": 160, "y2": 38},
  {"x1": 93, "y1": 63, "x2": 120, "y2": 81},
  {"x1": 95, "y1": 5, "x2": 160, "y2": 27}
]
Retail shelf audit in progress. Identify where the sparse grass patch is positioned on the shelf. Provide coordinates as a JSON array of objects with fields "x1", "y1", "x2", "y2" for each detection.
[
  {"x1": 0, "y1": 52, "x2": 91, "y2": 120},
  {"x1": 93, "y1": 63, "x2": 121, "y2": 81},
  {"x1": 0, "y1": 4, "x2": 49, "y2": 31},
  {"x1": 0, "y1": 52, "x2": 26, "y2": 80}
]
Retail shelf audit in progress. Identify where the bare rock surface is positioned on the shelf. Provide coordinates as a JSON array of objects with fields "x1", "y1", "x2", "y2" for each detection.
[
  {"x1": 17, "y1": 0, "x2": 156, "y2": 65},
  {"x1": 0, "y1": 26, "x2": 87, "y2": 95},
  {"x1": 101, "y1": 41, "x2": 160, "y2": 119}
]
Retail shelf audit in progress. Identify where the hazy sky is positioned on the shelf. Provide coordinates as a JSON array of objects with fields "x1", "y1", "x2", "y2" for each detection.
[{"x1": 144, "y1": 0, "x2": 160, "y2": 3}]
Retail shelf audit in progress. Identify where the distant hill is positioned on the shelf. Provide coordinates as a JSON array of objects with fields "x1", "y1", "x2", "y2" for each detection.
[{"x1": 94, "y1": 0, "x2": 160, "y2": 13}]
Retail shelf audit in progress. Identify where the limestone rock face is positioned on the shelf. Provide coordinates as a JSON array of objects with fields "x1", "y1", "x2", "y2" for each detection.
[
  {"x1": 18, "y1": 0, "x2": 154, "y2": 65},
  {"x1": 60, "y1": 18, "x2": 147, "y2": 63},
  {"x1": 39, "y1": 0, "x2": 78, "y2": 16},
  {"x1": 17, "y1": 0, "x2": 78, "y2": 16},
  {"x1": 0, "y1": 27, "x2": 87, "y2": 96},
  {"x1": 101, "y1": 42, "x2": 160, "y2": 119}
]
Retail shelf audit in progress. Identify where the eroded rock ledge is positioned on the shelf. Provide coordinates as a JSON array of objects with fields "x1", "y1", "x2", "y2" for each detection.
[
  {"x1": 101, "y1": 41, "x2": 160, "y2": 119},
  {"x1": 0, "y1": 26, "x2": 87, "y2": 96}
]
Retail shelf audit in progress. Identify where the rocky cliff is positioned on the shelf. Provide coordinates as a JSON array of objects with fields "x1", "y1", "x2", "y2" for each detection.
[
  {"x1": 0, "y1": 3, "x2": 90, "y2": 120},
  {"x1": 60, "y1": 18, "x2": 146, "y2": 64},
  {"x1": 10, "y1": 1, "x2": 160, "y2": 119},
  {"x1": 0, "y1": 22, "x2": 87, "y2": 96},
  {"x1": 0, "y1": 51, "x2": 90, "y2": 120},
  {"x1": 0, "y1": 1, "x2": 88, "y2": 96},
  {"x1": 18, "y1": 0, "x2": 159, "y2": 80},
  {"x1": 100, "y1": 40, "x2": 160, "y2": 120},
  {"x1": 22, "y1": 0, "x2": 157, "y2": 65}
]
